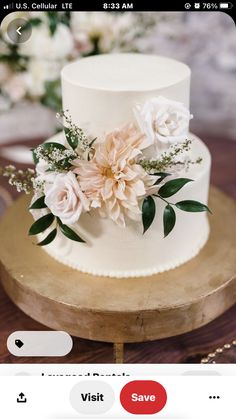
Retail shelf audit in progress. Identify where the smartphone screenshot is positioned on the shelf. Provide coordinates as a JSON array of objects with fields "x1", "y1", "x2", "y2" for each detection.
[{"x1": 0, "y1": 1, "x2": 235, "y2": 417}]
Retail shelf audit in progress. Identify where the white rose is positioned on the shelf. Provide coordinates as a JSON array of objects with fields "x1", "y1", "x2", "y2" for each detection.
[
  {"x1": 19, "y1": 23, "x2": 73, "y2": 60},
  {"x1": 134, "y1": 96, "x2": 193, "y2": 150},
  {"x1": 44, "y1": 172, "x2": 90, "y2": 225},
  {"x1": 25, "y1": 59, "x2": 61, "y2": 97},
  {"x1": 71, "y1": 12, "x2": 117, "y2": 53}
]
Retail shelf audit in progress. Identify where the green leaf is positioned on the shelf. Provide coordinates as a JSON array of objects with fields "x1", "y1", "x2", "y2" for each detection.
[
  {"x1": 32, "y1": 148, "x2": 39, "y2": 164},
  {"x1": 29, "y1": 213, "x2": 55, "y2": 235},
  {"x1": 27, "y1": 18, "x2": 42, "y2": 27},
  {"x1": 176, "y1": 200, "x2": 211, "y2": 213},
  {"x1": 154, "y1": 172, "x2": 171, "y2": 185},
  {"x1": 142, "y1": 196, "x2": 156, "y2": 234},
  {"x1": 60, "y1": 11, "x2": 71, "y2": 27},
  {"x1": 163, "y1": 205, "x2": 176, "y2": 237},
  {"x1": 89, "y1": 137, "x2": 97, "y2": 147},
  {"x1": 58, "y1": 221, "x2": 85, "y2": 243},
  {"x1": 47, "y1": 11, "x2": 58, "y2": 35},
  {"x1": 29, "y1": 196, "x2": 47, "y2": 210},
  {"x1": 19, "y1": 18, "x2": 42, "y2": 37},
  {"x1": 158, "y1": 178, "x2": 193, "y2": 198},
  {"x1": 64, "y1": 127, "x2": 78, "y2": 150},
  {"x1": 41, "y1": 79, "x2": 62, "y2": 111},
  {"x1": 37, "y1": 228, "x2": 57, "y2": 246}
]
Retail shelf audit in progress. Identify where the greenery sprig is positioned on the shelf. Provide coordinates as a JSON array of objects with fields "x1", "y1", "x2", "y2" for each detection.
[
  {"x1": 33, "y1": 142, "x2": 77, "y2": 172},
  {"x1": 140, "y1": 139, "x2": 202, "y2": 173},
  {"x1": 142, "y1": 176, "x2": 211, "y2": 237},
  {"x1": 32, "y1": 111, "x2": 96, "y2": 175},
  {"x1": 56, "y1": 110, "x2": 96, "y2": 154}
]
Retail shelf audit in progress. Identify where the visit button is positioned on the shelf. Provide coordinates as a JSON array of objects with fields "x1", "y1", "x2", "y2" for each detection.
[{"x1": 120, "y1": 380, "x2": 167, "y2": 414}]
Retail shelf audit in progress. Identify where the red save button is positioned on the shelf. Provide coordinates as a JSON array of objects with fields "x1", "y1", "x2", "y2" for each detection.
[{"x1": 120, "y1": 380, "x2": 167, "y2": 414}]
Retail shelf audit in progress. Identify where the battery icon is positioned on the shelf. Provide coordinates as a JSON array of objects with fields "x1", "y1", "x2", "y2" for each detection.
[{"x1": 219, "y1": 2, "x2": 233, "y2": 8}]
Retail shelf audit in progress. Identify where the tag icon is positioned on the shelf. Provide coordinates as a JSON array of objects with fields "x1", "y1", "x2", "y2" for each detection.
[{"x1": 15, "y1": 339, "x2": 24, "y2": 349}]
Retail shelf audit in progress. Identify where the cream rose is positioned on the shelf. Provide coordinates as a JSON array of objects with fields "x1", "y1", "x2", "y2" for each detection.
[
  {"x1": 134, "y1": 96, "x2": 193, "y2": 149},
  {"x1": 44, "y1": 172, "x2": 89, "y2": 225}
]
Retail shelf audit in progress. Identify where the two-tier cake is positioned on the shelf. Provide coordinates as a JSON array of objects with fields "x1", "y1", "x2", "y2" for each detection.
[{"x1": 30, "y1": 53, "x2": 211, "y2": 277}]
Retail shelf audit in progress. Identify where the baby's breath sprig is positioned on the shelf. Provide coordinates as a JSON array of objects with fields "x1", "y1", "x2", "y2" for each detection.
[
  {"x1": 0, "y1": 165, "x2": 35, "y2": 194},
  {"x1": 34, "y1": 145, "x2": 76, "y2": 164},
  {"x1": 139, "y1": 139, "x2": 202, "y2": 173},
  {"x1": 34, "y1": 144, "x2": 77, "y2": 172},
  {"x1": 57, "y1": 110, "x2": 95, "y2": 153},
  {"x1": 32, "y1": 177, "x2": 45, "y2": 194}
]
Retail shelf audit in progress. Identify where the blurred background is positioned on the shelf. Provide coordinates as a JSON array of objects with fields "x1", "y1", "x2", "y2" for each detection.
[{"x1": 0, "y1": 11, "x2": 235, "y2": 144}]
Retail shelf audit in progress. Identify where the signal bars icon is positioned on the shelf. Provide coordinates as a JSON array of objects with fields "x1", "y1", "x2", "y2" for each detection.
[{"x1": 4, "y1": 3, "x2": 14, "y2": 9}]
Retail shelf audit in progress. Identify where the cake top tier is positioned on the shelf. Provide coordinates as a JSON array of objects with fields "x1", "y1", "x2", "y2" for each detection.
[
  {"x1": 61, "y1": 53, "x2": 191, "y2": 137},
  {"x1": 61, "y1": 53, "x2": 190, "y2": 92}
]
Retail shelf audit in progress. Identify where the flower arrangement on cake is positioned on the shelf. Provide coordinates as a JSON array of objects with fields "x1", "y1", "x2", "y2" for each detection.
[{"x1": 0, "y1": 96, "x2": 210, "y2": 247}]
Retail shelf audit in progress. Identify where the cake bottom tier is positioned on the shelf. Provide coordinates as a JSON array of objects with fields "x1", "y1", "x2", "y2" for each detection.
[{"x1": 37, "y1": 133, "x2": 211, "y2": 278}]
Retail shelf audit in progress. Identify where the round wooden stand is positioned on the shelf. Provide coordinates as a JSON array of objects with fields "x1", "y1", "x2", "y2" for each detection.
[{"x1": 0, "y1": 186, "x2": 236, "y2": 363}]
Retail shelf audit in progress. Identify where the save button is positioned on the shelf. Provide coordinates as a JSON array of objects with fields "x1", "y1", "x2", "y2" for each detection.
[{"x1": 120, "y1": 380, "x2": 167, "y2": 414}]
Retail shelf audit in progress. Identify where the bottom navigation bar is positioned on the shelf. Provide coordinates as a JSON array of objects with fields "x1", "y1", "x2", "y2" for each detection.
[{"x1": 0, "y1": 376, "x2": 233, "y2": 418}]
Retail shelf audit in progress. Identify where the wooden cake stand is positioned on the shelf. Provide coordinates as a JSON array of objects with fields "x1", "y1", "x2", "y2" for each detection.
[{"x1": 0, "y1": 186, "x2": 236, "y2": 363}]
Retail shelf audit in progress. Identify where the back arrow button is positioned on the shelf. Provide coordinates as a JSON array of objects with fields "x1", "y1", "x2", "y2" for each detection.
[
  {"x1": 6, "y1": 18, "x2": 32, "y2": 44},
  {"x1": 16, "y1": 26, "x2": 22, "y2": 36}
]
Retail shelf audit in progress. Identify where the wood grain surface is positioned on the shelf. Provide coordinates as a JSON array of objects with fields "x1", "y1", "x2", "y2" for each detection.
[
  {"x1": 0, "y1": 187, "x2": 236, "y2": 345},
  {"x1": 0, "y1": 134, "x2": 236, "y2": 363}
]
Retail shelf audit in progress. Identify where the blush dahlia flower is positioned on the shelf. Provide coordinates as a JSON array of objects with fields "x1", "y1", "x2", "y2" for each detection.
[{"x1": 73, "y1": 124, "x2": 156, "y2": 227}]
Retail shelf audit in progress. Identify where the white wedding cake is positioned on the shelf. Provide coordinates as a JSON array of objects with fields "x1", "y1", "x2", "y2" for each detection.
[{"x1": 32, "y1": 53, "x2": 211, "y2": 277}]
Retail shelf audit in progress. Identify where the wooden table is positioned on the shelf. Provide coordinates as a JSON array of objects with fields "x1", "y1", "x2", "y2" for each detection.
[{"x1": 0, "y1": 133, "x2": 236, "y2": 364}]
